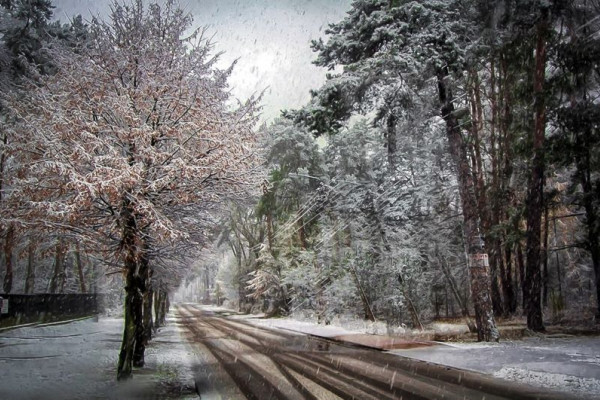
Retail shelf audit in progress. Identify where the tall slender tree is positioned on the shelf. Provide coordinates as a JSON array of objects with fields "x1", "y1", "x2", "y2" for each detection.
[{"x1": 523, "y1": 2, "x2": 551, "y2": 332}]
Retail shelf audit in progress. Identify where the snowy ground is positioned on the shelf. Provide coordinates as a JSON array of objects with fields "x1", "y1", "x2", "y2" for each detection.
[
  {"x1": 2, "y1": 305, "x2": 599, "y2": 399},
  {"x1": 0, "y1": 314, "x2": 197, "y2": 400}
]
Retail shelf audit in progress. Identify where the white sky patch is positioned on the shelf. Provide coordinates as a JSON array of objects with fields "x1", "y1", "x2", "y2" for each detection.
[{"x1": 52, "y1": 0, "x2": 352, "y2": 122}]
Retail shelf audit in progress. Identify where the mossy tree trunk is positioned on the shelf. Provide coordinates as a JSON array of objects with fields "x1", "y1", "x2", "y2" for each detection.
[
  {"x1": 133, "y1": 242, "x2": 151, "y2": 368},
  {"x1": 117, "y1": 203, "x2": 142, "y2": 381}
]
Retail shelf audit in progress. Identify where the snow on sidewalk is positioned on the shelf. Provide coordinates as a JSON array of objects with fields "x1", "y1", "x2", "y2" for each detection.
[{"x1": 0, "y1": 313, "x2": 197, "y2": 399}]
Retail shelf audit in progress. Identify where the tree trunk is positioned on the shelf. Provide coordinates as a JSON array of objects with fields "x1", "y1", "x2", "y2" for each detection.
[
  {"x1": 437, "y1": 67, "x2": 499, "y2": 341},
  {"x1": 132, "y1": 293, "x2": 146, "y2": 368},
  {"x1": 133, "y1": 242, "x2": 150, "y2": 368},
  {"x1": 143, "y1": 279, "x2": 154, "y2": 341},
  {"x1": 542, "y1": 205, "x2": 550, "y2": 308},
  {"x1": 154, "y1": 289, "x2": 167, "y2": 327},
  {"x1": 297, "y1": 213, "x2": 308, "y2": 250},
  {"x1": 350, "y1": 264, "x2": 375, "y2": 322},
  {"x1": 471, "y1": 68, "x2": 506, "y2": 320},
  {"x1": 498, "y1": 51, "x2": 517, "y2": 316},
  {"x1": 553, "y1": 219, "x2": 563, "y2": 306},
  {"x1": 3, "y1": 224, "x2": 14, "y2": 294},
  {"x1": 153, "y1": 290, "x2": 161, "y2": 330},
  {"x1": 566, "y1": 7, "x2": 600, "y2": 321},
  {"x1": 579, "y1": 158, "x2": 600, "y2": 319},
  {"x1": 117, "y1": 202, "x2": 141, "y2": 381},
  {"x1": 397, "y1": 273, "x2": 423, "y2": 330},
  {"x1": 503, "y1": 241, "x2": 518, "y2": 314},
  {"x1": 0, "y1": 131, "x2": 5, "y2": 206},
  {"x1": 314, "y1": 257, "x2": 328, "y2": 324},
  {"x1": 164, "y1": 292, "x2": 170, "y2": 321},
  {"x1": 523, "y1": 9, "x2": 549, "y2": 332},
  {"x1": 117, "y1": 269, "x2": 141, "y2": 380},
  {"x1": 49, "y1": 238, "x2": 66, "y2": 294},
  {"x1": 364, "y1": 190, "x2": 390, "y2": 273},
  {"x1": 0, "y1": 131, "x2": 10, "y2": 295},
  {"x1": 74, "y1": 242, "x2": 87, "y2": 293},
  {"x1": 24, "y1": 239, "x2": 36, "y2": 294},
  {"x1": 516, "y1": 241, "x2": 525, "y2": 310},
  {"x1": 589, "y1": 224, "x2": 600, "y2": 321},
  {"x1": 386, "y1": 113, "x2": 397, "y2": 172},
  {"x1": 203, "y1": 266, "x2": 211, "y2": 303},
  {"x1": 263, "y1": 182, "x2": 275, "y2": 252},
  {"x1": 495, "y1": 240, "x2": 509, "y2": 317},
  {"x1": 489, "y1": 250, "x2": 505, "y2": 317}
]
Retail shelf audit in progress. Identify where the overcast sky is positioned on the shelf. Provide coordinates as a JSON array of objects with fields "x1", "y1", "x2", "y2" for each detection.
[{"x1": 52, "y1": 0, "x2": 352, "y2": 122}]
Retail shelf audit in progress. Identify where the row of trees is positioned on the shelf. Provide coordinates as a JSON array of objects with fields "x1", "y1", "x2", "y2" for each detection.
[
  {"x1": 1, "y1": 0, "x2": 261, "y2": 379},
  {"x1": 211, "y1": 0, "x2": 600, "y2": 341}
]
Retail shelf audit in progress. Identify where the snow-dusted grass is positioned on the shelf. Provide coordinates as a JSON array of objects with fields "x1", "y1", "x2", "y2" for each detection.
[
  {"x1": 240, "y1": 314, "x2": 354, "y2": 337},
  {"x1": 243, "y1": 310, "x2": 410, "y2": 336},
  {"x1": 237, "y1": 310, "x2": 473, "y2": 341},
  {"x1": 428, "y1": 321, "x2": 471, "y2": 335},
  {"x1": 232, "y1": 309, "x2": 410, "y2": 337}
]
